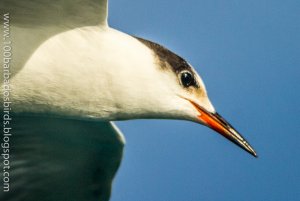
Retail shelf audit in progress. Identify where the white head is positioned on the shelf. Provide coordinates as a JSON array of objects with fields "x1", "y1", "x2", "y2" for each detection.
[{"x1": 115, "y1": 36, "x2": 257, "y2": 157}]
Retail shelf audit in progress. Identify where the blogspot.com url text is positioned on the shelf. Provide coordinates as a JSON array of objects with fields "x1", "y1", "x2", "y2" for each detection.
[{"x1": 2, "y1": 12, "x2": 12, "y2": 193}]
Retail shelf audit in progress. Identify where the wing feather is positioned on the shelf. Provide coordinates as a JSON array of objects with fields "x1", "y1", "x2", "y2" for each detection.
[
  {"x1": 0, "y1": 115, "x2": 124, "y2": 201},
  {"x1": 1, "y1": 0, "x2": 108, "y2": 27}
]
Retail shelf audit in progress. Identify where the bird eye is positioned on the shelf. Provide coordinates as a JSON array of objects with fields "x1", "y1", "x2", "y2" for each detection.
[{"x1": 180, "y1": 71, "x2": 195, "y2": 87}]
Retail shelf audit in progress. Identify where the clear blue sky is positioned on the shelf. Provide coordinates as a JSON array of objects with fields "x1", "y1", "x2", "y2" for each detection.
[{"x1": 109, "y1": 1, "x2": 300, "y2": 201}]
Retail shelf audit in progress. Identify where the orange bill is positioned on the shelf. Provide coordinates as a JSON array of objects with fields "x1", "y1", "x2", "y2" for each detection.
[{"x1": 189, "y1": 100, "x2": 257, "y2": 157}]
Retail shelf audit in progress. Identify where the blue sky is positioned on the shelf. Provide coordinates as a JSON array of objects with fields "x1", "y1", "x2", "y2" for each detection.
[{"x1": 108, "y1": 1, "x2": 300, "y2": 200}]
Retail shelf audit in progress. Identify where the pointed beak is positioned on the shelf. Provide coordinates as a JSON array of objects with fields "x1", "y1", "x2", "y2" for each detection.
[{"x1": 189, "y1": 100, "x2": 257, "y2": 157}]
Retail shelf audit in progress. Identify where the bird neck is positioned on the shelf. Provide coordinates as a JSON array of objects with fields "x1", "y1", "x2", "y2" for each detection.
[{"x1": 9, "y1": 26, "x2": 176, "y2": 121}]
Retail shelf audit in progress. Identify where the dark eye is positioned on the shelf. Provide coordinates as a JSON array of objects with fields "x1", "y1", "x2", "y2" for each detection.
[{"x1": 180, "y1": 71, "x2": 195, "y2": 87}]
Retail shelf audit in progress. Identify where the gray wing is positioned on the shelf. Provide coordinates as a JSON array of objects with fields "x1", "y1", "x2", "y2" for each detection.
[
  {"x1": 0, "y1": 115, "x2": 124, "y2": 201},
  {"x1": 1, "y1": 0, "x2": 108, "y2": 27},
  {"x1": 0, "y1": 0, "x2": 108, "y2": 81}
]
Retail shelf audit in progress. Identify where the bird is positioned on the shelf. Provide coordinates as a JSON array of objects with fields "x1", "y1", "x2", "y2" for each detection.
[{"x1": 0, "y1": 0, "x2": 257, "y2": 201}]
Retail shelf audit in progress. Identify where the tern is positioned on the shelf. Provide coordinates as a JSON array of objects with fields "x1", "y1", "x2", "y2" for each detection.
[{"x1": 1, "y1": 0, "x2": 256, "y2": 200}]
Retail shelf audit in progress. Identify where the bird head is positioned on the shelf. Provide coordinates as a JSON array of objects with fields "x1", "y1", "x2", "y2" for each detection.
[{"x1": 133, "y1": 37, "x2": 257, "y2": 157}]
